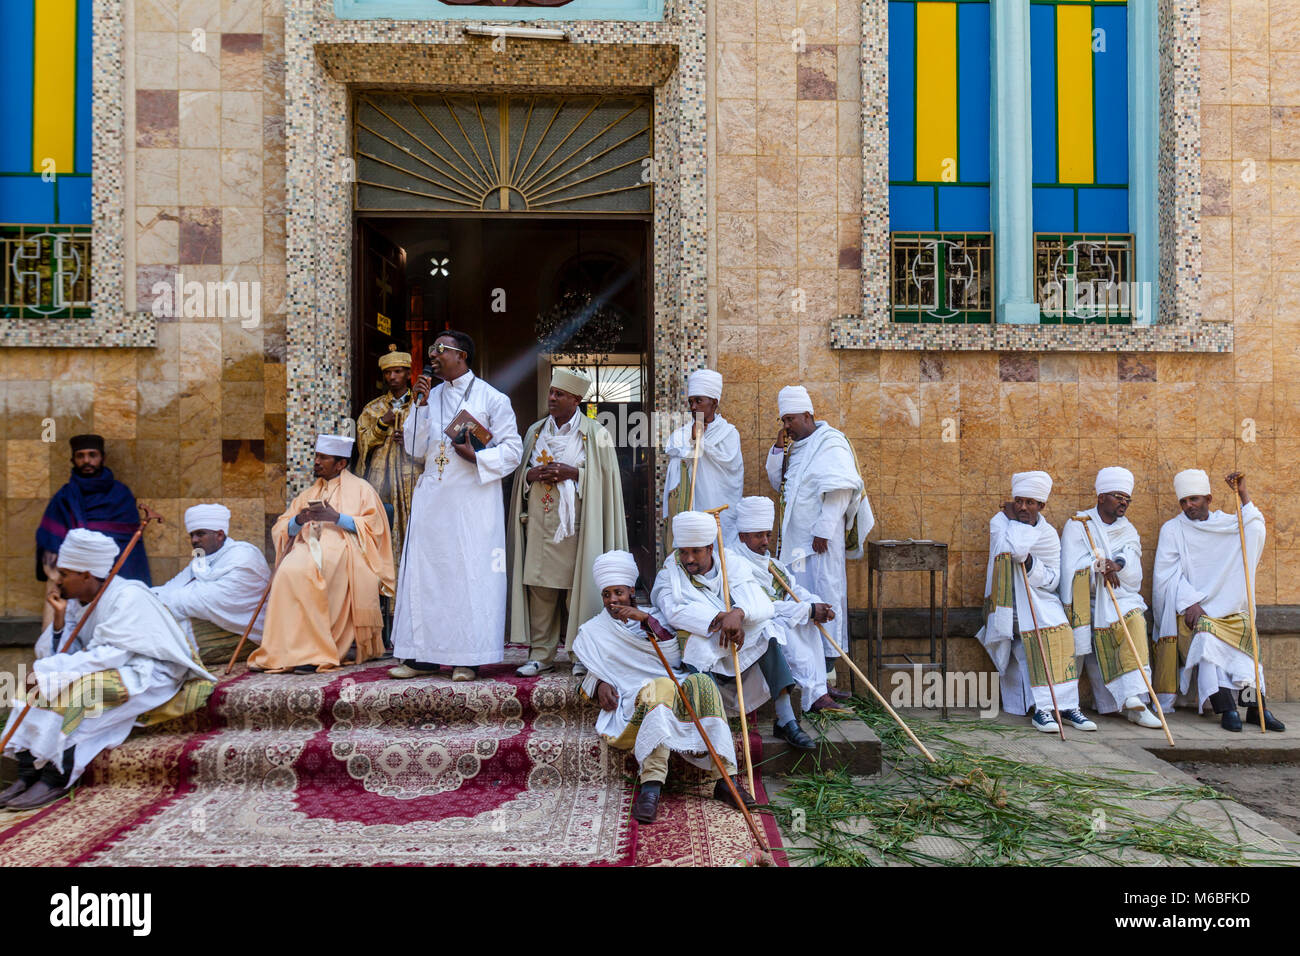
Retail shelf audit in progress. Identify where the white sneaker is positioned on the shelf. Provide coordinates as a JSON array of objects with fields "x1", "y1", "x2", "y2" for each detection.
[
  {"x1": 1126, "y1": 705, "x2": 1163, "y2": 729},
  {"x1": 572, "y1": 662, "x2": 588, "y2": 677},
  {"x1": 1060, "y1": 708, "x2": 1098, "y2": 731},
  {"x1": 1030, "y1": 709, "x2": 1060, "y2": 733},
  {"x1": 515, "y1": 660, "x2": 552, "y2": 677}
]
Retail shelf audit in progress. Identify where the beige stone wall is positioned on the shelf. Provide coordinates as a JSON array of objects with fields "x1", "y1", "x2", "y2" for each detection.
[
  {"x1": 709, "y1": 0, "x2": 1300, "y2": 642},
  {"x1": 1, "y1": 0, "x2": 1298, "y2": 695},
  {"x1": 0, "y1": 0, "x2": 287, "y2": 616}
]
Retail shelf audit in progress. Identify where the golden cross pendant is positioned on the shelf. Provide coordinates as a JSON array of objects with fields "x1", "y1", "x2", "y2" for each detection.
[
  {"x1": 537, "y1": 449, "x2": 555, "y2": 466},
  {"x1": 435, "y1": 441, "x2": 450, "y2": 479}
]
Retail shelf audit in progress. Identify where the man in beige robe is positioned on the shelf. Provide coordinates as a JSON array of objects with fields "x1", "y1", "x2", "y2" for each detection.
[
  {"x1": 249, "y1": 434, "x2": 396, "y2": 674},
  {"x1": 354, "y1": 347, "x2": 422, "y2": 570},
  {"x1": 509, "y1": 368, "x2": 628, "y2": 677}
]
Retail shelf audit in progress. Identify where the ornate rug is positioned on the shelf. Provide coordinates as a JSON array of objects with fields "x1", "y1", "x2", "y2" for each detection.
[{"x1": 0, "y1": 649, "x2": 785, "y2": 866}]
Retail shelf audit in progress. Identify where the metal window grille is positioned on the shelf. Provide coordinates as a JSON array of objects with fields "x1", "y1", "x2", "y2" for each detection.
[
  {"x1": 890, "y1": 232, "x2": 994, "y2": 323},
  {"x1": 1034, "y1": 233, "x2": 1135, "y2": 324},
  {"x1": 1, "y1": 225, "x2": 92, "y2": 319}
]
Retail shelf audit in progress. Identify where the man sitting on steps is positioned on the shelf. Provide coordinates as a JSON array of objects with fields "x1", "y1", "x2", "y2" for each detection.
[{"x1": 574, "y1": 550, "x2": 751, "y2": 825}]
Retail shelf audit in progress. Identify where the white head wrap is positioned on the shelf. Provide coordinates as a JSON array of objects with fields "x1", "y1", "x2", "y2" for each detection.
[
  {"x1": 550, "y1": 367, "x2": 592, "y2": 400},
  {"x1": 185, "y1": 503, "x2": 231, "y2": 534},
  {"x1": 777, "y1": 385, "x2": 814, "y2": 417},
  {"x1": 687, "y1": 368, "x2": 723, "y2": 400},
  {"x1": 315, "y1": 434, "x2": 355, "y2": 458},
  {"x1": 735, "y1": 496, "x2": 775, "y2": 533},
  {"x1": 672, "y1": 511, "x2": 718, "y2": 548},
  {"x1": 1011, "y1": 470, "x2": 1052, "y2": 504},
  {"x1": 1095, "y1": 466, "x2": 1134, "y2": 497},
  {"x1": 593, "y1": 550, "x2": 639, "y2": 592},
  {"x1": 56, "y1": 528, "x2": 120, "y2": 578},
  {"x1": 1174, "y1": 469, "x2": 1211, "y2": 500}
]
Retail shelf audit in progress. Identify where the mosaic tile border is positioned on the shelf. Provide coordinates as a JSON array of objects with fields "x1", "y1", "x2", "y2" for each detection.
[
  {"x1": 286, "y1": 0, "x2": 707, "y2": 494},
  {"x1": 838, "y1": 0, "x2": 1220, "y2": 353},
  {"x1": 0, "y1": 0, "x2": 155, "y2": 349}
]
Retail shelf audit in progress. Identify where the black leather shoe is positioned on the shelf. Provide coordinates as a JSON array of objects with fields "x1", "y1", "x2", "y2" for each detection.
[
  {"x1": 774, "y1": 718, "x2": 817, "y2": 750},
  {"x1": 293, "y1": 664, "x2": 319, "y2": 675},
  {"x1": 0, "y1": 778, "x2": 33, "y2": 808},
  {"x1": 1246, "y1": 707, "x2": 1286, "y2": 732},
  {"x1": 714, "y1": 776, "x2": 757, "y2": 809},
  {"x1": 827, "y1": 686, "x2": 852, "y2": 701},
  {"x1": 1221, "y1": 709, "x2": 1243, "y2": 732},
  {"x1": 631, "y1": 781, "x2": 662, "y2": 823},
  {"x1": 4, "y1": 779, "x2": 73, "y2": 811}
]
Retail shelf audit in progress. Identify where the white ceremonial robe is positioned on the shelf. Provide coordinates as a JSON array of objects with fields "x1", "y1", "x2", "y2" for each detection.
[
  {"x1": 4, "y1": 577, "x2": 214, "y2": 784},
  {"x1": 765, "y1": 422, "x2": 873, "y2": 659},
  {"x1": 573, "y1": 608, "x2": 737, "y2": 772},
  {"x1": 152, "y1": 538, "x2": 271, "y2": 645},
  {"x1": 734, "y1": 545, "x2": 829, "y2": 711},
  {"x1": 1152, "y1": 503, "x2": 1266, "y2": 712},
  {"x1": 651, "y1": 548, "x2": 778, "y2": 708},
  {"x1": 392, "y1": 370, "x2": 523, "y2": 666},
  {"x1": 663, "y1": 416, "x2": 744, "y2": 544},
  {"x1": 975, "y1": 512, "x2": 1075, "y2": 715},
  {"x1": 1059, "y1": 508, "x2": 1149, "y2": 713}
]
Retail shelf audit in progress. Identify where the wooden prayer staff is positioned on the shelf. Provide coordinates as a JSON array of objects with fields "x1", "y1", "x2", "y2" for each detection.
[
  {"x1": 1, "y1": 505, "x2": 163, "y2": 754},
  {"x1": 1018, "y1": 563, "x2": 1066, "y2": 740},
  {"x1": 703, "y1": 505, "x2": 755, "y2": 797},
  {"x1": 688, "y1": 414, "x2": 704, "y2": 510},
  {"x1": 641, "y1": 624, "x2": 772, "y2": 860},
  {"x1": 1228, "y1": 473, "x2": 1266, "y2": 734},
  {"x1": 768, "y1": 567, "x2": 936, "y2": 764},
  {"x1": 225, "y1": 569, "x2": 276, "y2": 675},
  {"x1": 1070, "y1": 516, "x2": 1175, "y2": 747}
]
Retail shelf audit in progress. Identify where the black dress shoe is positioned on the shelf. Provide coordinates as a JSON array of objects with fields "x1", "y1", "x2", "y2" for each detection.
[
  {"x1": 1246, "y1": 707, "x2": 1286, "y2": 732},
  {"x1": 4, "y1": 779, "x2": 73, "y2": 811},
  {"x1": 1221, "y1": 709, "x2": 1243, "y2": 732},
  {"x1": 293, "y1": 664, "x2": 319, "y2": 675},
  {"x1": 631, "y1": 781, "x2": 662, "y2": 823},
  {"x1": 774, "y1": 718, "x2": 817, "y2": 750},
  {"x1": 0, "y1": 778, "x2": 34, "y2": 808},
  {"x1": 827, "y1": 687, "x2": 852, "y2": 701},
  {"x1": 714, "y1": 776, "x2": 757, "y2": 809}
]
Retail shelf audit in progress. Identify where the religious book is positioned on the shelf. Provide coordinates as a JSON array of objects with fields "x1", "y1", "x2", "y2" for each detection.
[{"x1": 444, "y1": 409, "x2": 493, "y2": 451}]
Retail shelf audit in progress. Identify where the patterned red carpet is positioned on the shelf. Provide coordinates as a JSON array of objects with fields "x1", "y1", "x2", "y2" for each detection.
[{"x1": 0, "y1": 649, "x2": 785, "y2": 866}]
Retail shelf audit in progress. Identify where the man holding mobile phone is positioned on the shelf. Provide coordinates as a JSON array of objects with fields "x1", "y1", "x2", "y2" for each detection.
[{"x1": 389, "y1": 332, "x2": 523, "y2": 683}]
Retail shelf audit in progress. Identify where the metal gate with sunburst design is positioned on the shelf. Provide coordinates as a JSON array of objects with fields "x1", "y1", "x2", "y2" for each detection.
[{"x1": 353, "y1": 93, "x2": 653, "y2": 214}]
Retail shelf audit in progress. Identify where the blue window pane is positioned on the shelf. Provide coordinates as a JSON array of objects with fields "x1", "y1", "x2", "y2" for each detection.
[
  {"x1": 1033, "y1": 186, "x2": 1075, "y2": 232},
  {"x1": 936, "y1": 185, "x2": 990, "y2": 231},
  {"x1": 890, "y1": 185, "x2": 935, "y2": 231},
  {"x1": 0, "y1": 176, "x2": 56, "y2": 223},
  {"x1": 957, "y1": 2, "x2": 990, "y2": 182},
  {"x1": 1030, "y1": 3, "x2": 1058, "y2": 185},
  {"x1": 889, "y1": 2, "x2": 917, "y2": 183},
  {"x1": 57, "y1": 176, "x2": 92, "y2": 224},
  {"x1": 1077, "y1": 187, "x2": 1128, "y2": 232}
]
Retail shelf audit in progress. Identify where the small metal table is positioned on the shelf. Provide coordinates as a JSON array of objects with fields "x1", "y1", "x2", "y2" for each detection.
[{"x1": 860, "y1": 539, "x2": 950, "y2": 717}]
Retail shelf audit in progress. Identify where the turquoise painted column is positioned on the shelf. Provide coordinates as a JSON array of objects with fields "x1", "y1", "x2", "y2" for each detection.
[
  {"x1": 1129, "y1": 0, "x2": 1159, "y2": 325},
  {"x1": 990, "y1": 0, "x2": 1039, "y2": 324}
]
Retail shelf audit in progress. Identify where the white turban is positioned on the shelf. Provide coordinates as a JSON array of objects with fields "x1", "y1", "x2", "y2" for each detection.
[
  {"x1": 687, "y1": 369, "x2": 723, "y2": 400},
  {"x1": 593, "y1": 550, "x2": 639, "y2": 592},
  {"x1": 1011, "y1": 470, "x2": 1052, "y2": 504},
  {"x1": 735, "y1": 496, "x2": 775, "y2": 533},
  {"x1": 185, "y1": 503, "x2": 231, "y2": 534},
  {"x1": 1095, "y1": 467, "x2": 1134, "y2": 497},
  {"x1": 57, "y1": 528, "x2": 120, "y2": 578},
  {"x1": 1174, "y1": 469, "x2": 1211, "y2": 500},
  {"x1": 672, "y1": 511, "x2": 718, "y2": 548},
  {"x1": 778, "y1": 385, "x2": 814, "y2": 417},
  {"x1": 315, "y1": 434, "x2": 355, "y2": 458}
]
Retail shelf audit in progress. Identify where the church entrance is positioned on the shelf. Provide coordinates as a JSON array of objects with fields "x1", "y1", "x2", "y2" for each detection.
[
  {"x1": 353, "y1": 214, "x2": 655, "y2": 577},
  {"x1": 350, "y1": 89, "x2": 657, "y2": 577}
]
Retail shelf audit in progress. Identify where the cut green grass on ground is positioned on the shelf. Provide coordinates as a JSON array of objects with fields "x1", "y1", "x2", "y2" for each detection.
[{"x1": 770, "y1": 699, "x2": 1300, "y2": 867}]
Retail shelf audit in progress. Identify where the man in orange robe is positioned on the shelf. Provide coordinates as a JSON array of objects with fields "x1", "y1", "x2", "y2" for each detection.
[{"x1": 249, "y1": 434, "x2": 396, "y2": 674}]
